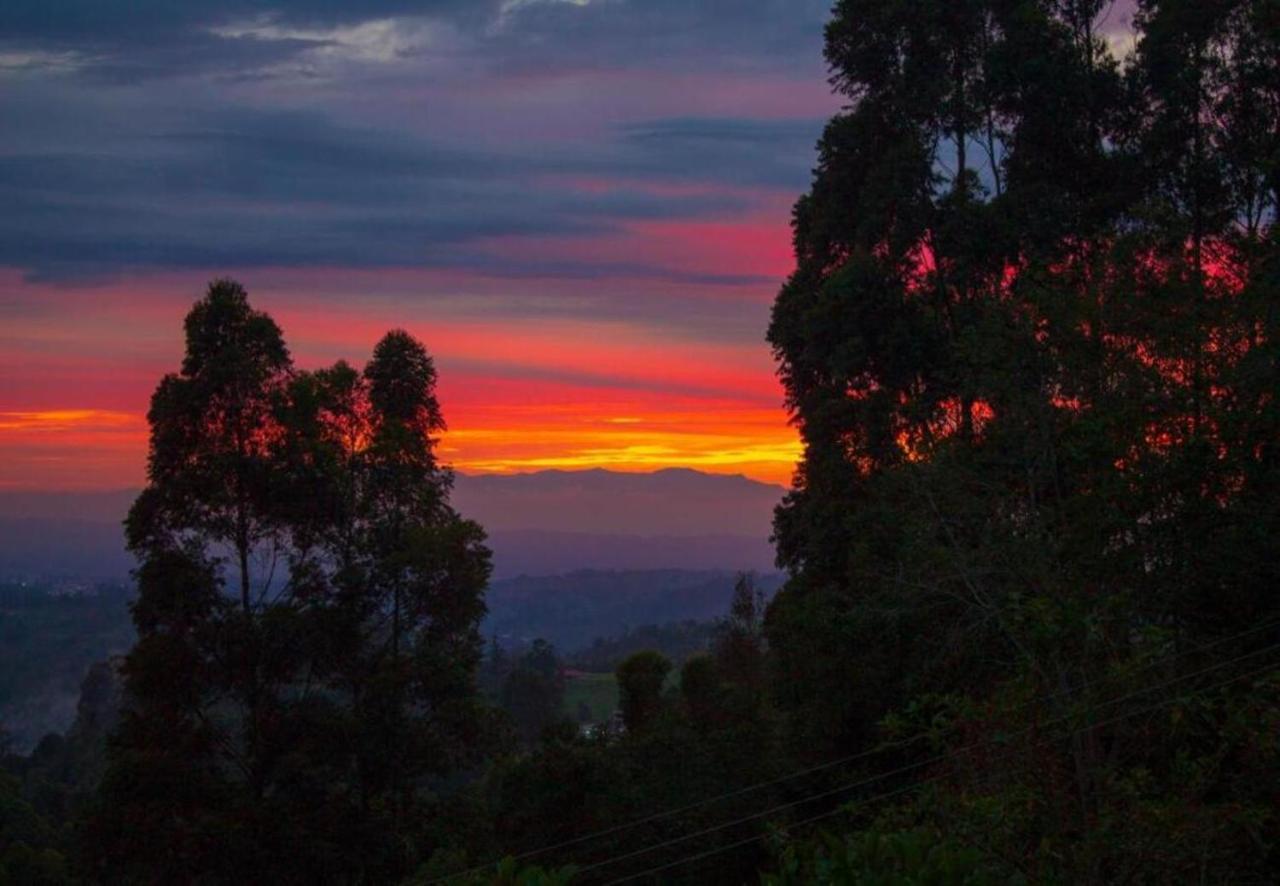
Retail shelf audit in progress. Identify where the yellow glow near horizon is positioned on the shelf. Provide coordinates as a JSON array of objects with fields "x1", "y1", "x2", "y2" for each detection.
[
  {"x1": 0, "y1": 410, "x2": 142, "y2": 432},
  {"x1": 442, "y1": 412, "x2": 800, "y2": 485},
  {"x1": 0, "y1": 406, "x2": 799, "y2": 489}
]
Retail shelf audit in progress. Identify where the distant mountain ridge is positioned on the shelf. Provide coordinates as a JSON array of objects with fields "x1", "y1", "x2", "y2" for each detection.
[
  {"x1": 0, "y1": 468, "x2": 784, "y2": 580},
  {"x1": 0, "y1": 489, "x2": 137, "y2": 524},
  {"x1": 452, "y1": 467, "x2": 785, "y2": 538}
]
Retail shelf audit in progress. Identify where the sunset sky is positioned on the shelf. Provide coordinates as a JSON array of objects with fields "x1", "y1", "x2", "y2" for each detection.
[{"x1": 0, "y1": 1, "x2": 1140, "y2": 491}]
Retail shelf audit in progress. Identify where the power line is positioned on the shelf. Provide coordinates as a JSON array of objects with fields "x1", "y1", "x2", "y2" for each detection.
[
  {"x1": 576, "y1": 640, "x2": 1280, "y2": 880},
  {"x1": 430, "y1": 616, "x2": 1280, "y2": 882},
  {"x1": 427, "y1": 733, "x2": 925, "y2": 884},
  {"x1": 603, "y1": 655, "x2": 1280, "y2": 884},
  {"x1": 610, "y1": 656, "x2": 1280, "y2": 884}
]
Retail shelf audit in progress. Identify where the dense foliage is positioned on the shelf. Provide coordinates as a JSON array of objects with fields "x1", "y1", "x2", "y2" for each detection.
[
  {"x1": 568, "y1": 619, "x2": 722, "y2": 673},
  {"x1": 81, "y1": 281, "x2": 495, "y2": 883},
  {"x1": 0, "y1": 584, "x2": 132, "y2": 753},
  {"x1": 0, "y1": 661, "x2": 120, "y2": 885},
  {"x1": 764, "y1": 0, "x2": 1280, "y2": 880}
]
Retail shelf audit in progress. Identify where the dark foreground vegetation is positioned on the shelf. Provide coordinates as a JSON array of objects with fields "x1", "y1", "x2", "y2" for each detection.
[
  {"x1": 5, "y1": 0, "x2": 1280, "y2": 882},
  {"x1": 0, "y1": 584, "x2": 132, "y2": 753}
]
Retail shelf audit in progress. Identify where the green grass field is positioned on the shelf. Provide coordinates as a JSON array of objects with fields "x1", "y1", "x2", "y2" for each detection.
[{"x1": 563, "y1": 672, "x2": 618, "y2": 723}]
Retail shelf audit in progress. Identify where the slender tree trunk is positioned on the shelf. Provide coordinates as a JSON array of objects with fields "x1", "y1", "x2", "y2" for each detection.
[
  {"x1": 953, "y1": 45, "x2": 975, "y2": 442},
  {"x1": 238, "y1": 523, "x2": 251, "y2": 614},
  {"x1": 390, "y1": 568, "x2": 404, "y2": 830},
  {"x1": 1190, "y1": 41, "x2": 1207, "y2": 437}
]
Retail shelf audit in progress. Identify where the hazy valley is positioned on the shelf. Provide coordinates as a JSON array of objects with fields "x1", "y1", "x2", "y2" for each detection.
[{"x1": 0, "y1": 468, "x2": 783, "y2": 752}]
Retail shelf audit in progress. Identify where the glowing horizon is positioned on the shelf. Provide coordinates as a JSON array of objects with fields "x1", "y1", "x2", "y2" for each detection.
[
  {"x1": 0, "y1": 403, "x2": 798, "y2": 491},
  {"x1": 0, "y1": 267, "x2": 802, "y2": 491}
]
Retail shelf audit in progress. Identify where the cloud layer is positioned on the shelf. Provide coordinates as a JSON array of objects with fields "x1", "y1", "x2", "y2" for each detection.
[
  {"x1": 0, "y1": 0, "x2": 843, "y2": 489},
  {"x1": 0, "y1": 1, "x2": 838, "y2": 288}
]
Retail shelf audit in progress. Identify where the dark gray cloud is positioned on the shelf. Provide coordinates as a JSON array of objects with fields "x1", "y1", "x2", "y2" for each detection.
[
  {"x1": 0, "y1": 0, "x2": 830, "y2": 83},
  {"x1": 616, "y1": 117, "x2": 822, "y2": 189},
  {"x1": 0, "y1": 2, "x2": 483, "y2": 83},
  {"x1": 0, "y1": 1, "x2": 491, "y2": 47},
  {"x1": 0, "y1": 1, "x2": 830, "y2": 283},
  {"x1": 0, "y1": 96, "x2": 808, "y2": 279},
  {"x1": 485, "y1": 0, "x2": 830, "y2": 76}
]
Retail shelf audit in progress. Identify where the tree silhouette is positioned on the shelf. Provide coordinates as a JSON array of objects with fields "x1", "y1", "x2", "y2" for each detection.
[
  {"x1": 615, "y1": 650, "x2": 671, "y2": 733},
  {"x1": 85, "y1": 281, "x2": 492, "y2": 883},
  {"x1": 766, "y1": 0, "x2": 1280, "y2": 879}
]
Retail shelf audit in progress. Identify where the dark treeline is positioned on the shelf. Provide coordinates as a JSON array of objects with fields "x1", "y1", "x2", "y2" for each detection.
[
  {"x1": 4, "y1": 0, "x2": 1280, "y2": 882},
  {"x1": 568, "y1": 619, "x2": 724, "y2": 673},
  {"x1": 482, "y1": 569, "x2": 784, "y2": 653},
  {"x1": 0, "y1": 585, "x2": 133, "y2": 755},
  {"x1": 762, "y1": 0, "x2": 1280, "y2": 880}
]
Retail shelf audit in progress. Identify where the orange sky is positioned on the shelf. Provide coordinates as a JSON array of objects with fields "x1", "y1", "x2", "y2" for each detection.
[
  {"x1": 0, "y1": 402, "x2": 800, "y2": 491},
  {"x1": 0, "y1": 216, "x2": 802, "y2": 491}
]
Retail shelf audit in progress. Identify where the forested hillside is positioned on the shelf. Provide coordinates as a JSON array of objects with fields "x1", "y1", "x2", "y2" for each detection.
[
  {"x1": 0, "y1": 585, "x2": 132, "y2": 753},
  {"x1": 483, "y1": 570, "x2": 782, "y2": 650}
]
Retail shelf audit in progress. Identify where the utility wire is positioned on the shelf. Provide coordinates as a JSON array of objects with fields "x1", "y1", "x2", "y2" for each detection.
[
  {"x1": 603, "y1": 655, "x2": 1280, "y2": 884},
  {"x1": 575, "y1": 640, "x2": 1280, "y2": 880},
  {"x1": 431, "y1": 617, "x2": 1280, "y2": 883},
  {"x1": 427, "y1": 734, "x2": 926, "y2": 883}
]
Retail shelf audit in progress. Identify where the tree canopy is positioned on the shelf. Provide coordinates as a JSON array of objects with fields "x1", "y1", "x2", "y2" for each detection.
[
  {"x1": 765, "y1": 0, "x2": 1280, "y2": 879},
  {"x1": 84, "y1": 280, "x2": 494, "y2": 883}
]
